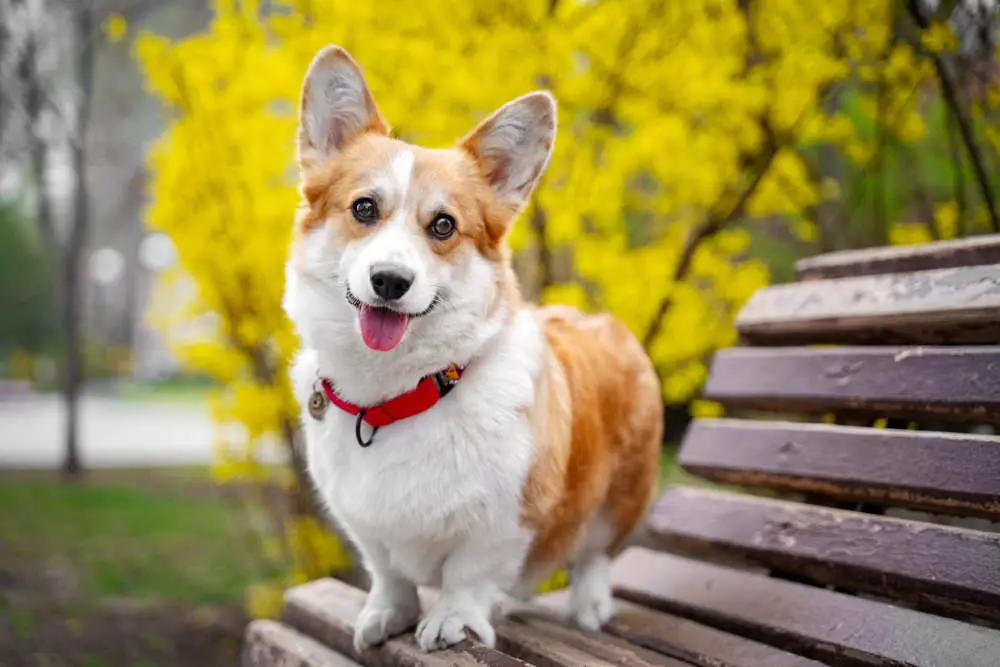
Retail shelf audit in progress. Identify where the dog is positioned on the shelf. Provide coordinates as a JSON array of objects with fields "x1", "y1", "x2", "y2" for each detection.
[{"x1": 282, "y1": 45, "x2": 663, "y2": 654}]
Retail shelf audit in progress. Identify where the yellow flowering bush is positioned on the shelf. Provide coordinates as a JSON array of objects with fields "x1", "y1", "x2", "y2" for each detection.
[{"x1": 133, "y1": 0, "x2": 989, "y2": 612}]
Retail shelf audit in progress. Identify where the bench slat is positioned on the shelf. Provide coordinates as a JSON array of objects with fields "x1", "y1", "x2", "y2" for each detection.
[
  {"x1": 283, "y1": 579, "x2": 533, "y2": 667},
  {"x1": 506, "y1": 599, "x2": 693, "y2": 667},
  {"x1": 416, "y1": 586, "x2": 693, "y2": 667},
  {"x1": 678, "y1": 419, "x2": 1000, "y2": 518},
  {"x1": 493, "y1": 621, "x2": 642, "y2": 667},
  {"x1": 795, "y1": 235, "x2": 1000, "y2": 280},
  {"x1": 646, "y1": 486, "x2": 1000, "y2": 622},
  {"x1": 612, "y1": 547, "x2": 1000, "y2": 667},
  {"x1": 703, "y1": 346, "x2": 1000, "y2": 423},
  {"x1": 531, "y1": 591, "x2": 829, "y2": 667},
  {"x1": 243, "y1": 620, "x2": 362, "y2": 667},
  {"x1": 736, "y1": 264, "x2": 1000, "y2": 345}
]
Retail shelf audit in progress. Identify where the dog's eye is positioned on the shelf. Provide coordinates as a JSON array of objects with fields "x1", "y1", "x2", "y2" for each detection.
[
  {"x1": 429, "y1": 214, "x2": 456, "y2": 240},
  {"x1": 351, "y1": 197, "x2": 379, "y2": 224}
]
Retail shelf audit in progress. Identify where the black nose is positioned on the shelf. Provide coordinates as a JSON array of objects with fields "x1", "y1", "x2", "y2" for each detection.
[{"x1": 370, "y1": 264, "x2": 414, "y2": 301}]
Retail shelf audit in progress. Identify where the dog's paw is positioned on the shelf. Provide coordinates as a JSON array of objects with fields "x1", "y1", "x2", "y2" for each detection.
[
  {"x1": 353, "y1": 598, "x2": 420, "y2": 653},
  {"x1": 570, "y1": 587, "x2": 614, "y2": 631},
  {"x1": 415, "y1": 595, "x2": 495, "y2": 651},
  {"x1": 570, "y1": 557, "x2": 614, "y2": 632}
]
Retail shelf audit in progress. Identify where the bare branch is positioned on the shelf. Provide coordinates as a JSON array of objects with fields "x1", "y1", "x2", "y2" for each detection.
[
  {"x1": 906, "y1": 0, "x2": 999, "y2": 233},
  {"x1": 945, "y1": 98, "x2": 969, "y2": 234},
  {"x1": 528, "y1": 203, "x2": 554, "y2": 295},
  {"x1": 19, "y1": 26, "x2": 58, "y2": 253},
  {"x1": 641, "y1": 125, "x2": 780, "y2": 350}
]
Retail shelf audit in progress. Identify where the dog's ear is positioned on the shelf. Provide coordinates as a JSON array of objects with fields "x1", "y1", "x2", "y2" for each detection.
[
  {"x1": 297, "y1": 46, "x2": 389, "y2": 169},
  {"x1": 459, "y1": 91, "x2": 556, "y2": 212}
]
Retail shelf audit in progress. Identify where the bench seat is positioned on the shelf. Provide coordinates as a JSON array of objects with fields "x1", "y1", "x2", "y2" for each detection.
[{"x1": 243, "y1": 234, "x2": 1000, "y2": 667}]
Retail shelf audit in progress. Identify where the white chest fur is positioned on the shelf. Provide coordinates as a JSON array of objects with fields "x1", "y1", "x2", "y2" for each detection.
[{"x1": 291, "y1": 310, "x2": 543, "y2": 587}]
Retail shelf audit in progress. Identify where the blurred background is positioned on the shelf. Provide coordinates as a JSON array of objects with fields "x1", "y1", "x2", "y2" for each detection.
[{"x1": 0, "y1": 0, "x2": 997, "y2": 665}]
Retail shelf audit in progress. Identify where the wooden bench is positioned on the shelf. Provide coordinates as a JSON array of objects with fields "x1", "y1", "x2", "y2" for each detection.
[{"x1": 242, "y1": 234, "x2": 1000, "y2": 667}]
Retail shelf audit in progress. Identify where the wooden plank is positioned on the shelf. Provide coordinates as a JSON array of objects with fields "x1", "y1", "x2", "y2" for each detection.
[
  {"x1": 530, "y1": 591, "x2": 829, "y2": 667},
  {"x1": 736, "y1": 264, "x2": 1000, "y2": 345},
  {"x1": 242, "y1": 619, "x2": 362, "y2": 667},
  {"x1": 496, "y1": 616, "x2": 692, "y2": 667},
  {"x1": 612, "y1": 547, "x2": 1000, "y2": 667},
  {"x1": 678, "y1": 419, "x2": 1000, "y2": 518},
  {"x1": 703, "y1": 346, "x2": 1000, "y2": 424},
  {"x1": 795, "y1": 235, "x2": 1000, "y2": 280},
  {"x1": 282, "y1": 579, "x2": 534, "y2": 667},
  {"x1": 512, "y1": 610, "x2": 690, "y2": 667},
  {"x1": 645, "y1": 486, "x2": 1000, "y2": 622},
  {"x1": 418, "y1": 586, "x2": 694, "y2": 667}
]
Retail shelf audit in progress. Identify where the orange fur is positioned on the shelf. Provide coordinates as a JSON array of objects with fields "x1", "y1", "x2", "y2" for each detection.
[
  {"x1": 291, "y1": 47, "x2": 661, "y2": 591},
  {"x1": 520, "y1": 306, "x2": 663, "y2": 581},
  {"x1": 294, "y1": 132, "x2": 514, "y2": 264},
  {"x1": 293, "y1": 126, "x2": 661, "y2": 587}
]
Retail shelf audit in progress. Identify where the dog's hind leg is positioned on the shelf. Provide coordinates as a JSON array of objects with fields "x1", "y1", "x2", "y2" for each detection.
[{"x1": 567, "y1": 508, "x2": 617, "y2": 631}]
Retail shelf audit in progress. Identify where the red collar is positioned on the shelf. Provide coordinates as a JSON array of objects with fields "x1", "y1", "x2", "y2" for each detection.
[{"x1": 320, "y1": 363, "x2": 465, "y2": 446}]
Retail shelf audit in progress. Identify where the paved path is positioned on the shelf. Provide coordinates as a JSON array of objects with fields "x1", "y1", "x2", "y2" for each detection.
[{"x1": 0, "y1": 394, "x2": 217, "y2": 468}]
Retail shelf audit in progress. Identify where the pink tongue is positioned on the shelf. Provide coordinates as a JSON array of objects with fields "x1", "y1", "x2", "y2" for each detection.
[{"x1": 359, "y1": 305, "x2": 409, "y2": 351}]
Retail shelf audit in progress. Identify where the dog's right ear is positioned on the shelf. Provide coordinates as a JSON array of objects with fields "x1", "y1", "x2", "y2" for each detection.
[
  {"x1": 458, "y1": 91, "x2": 556, "y2": 215},
  {"x1": 297, "y1": 46, "x2": 389, "y2": 169}
]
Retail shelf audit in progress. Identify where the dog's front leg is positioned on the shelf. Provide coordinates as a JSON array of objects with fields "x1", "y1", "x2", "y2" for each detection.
[
  {"x1": 416, "y1": 532, "x2": 529, "y2": 651},
  {"x1": 352, "y1": 537, "x2": 421, "y2": 653}
]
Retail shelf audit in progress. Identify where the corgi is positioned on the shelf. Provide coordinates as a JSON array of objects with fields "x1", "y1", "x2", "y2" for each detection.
[{"x1": 282, "y1": 45, "x2": 663, "y2": 654}]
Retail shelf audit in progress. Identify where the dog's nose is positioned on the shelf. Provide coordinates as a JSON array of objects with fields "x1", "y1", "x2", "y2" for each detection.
[{"x1": 370, "y1": 264, "x2": 414, "y2": 301}]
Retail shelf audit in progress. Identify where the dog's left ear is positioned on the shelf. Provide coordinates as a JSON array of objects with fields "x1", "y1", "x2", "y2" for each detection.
[
  {"x1": 459, "y1": 91, "x2": 556, "y2": 213},
  {"x1": 298, "y1": 45, "x2": 389, "y2": 170}
]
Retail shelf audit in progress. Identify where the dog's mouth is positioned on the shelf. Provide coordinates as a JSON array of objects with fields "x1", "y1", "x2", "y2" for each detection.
[{"x1": 345, "y1": 287, "x2": 440, "y2": 352}]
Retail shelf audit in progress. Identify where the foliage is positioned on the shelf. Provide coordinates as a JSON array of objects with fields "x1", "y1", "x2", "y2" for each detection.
[
  {"x1": 133, "y1": 0, "x2": 997, "y2": 613},
  {"x1": 0, "y1": 199, "x2": 57, "y2": 361}
]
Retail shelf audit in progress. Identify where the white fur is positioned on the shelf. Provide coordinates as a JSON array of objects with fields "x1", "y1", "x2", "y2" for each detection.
[
  {"x1": 284, "y1": 167, "x2": 541, "y2": 649},
  {"x1": 344, "y1": 149, "x2": 441, "y2": 320},
  {"x1": 568, "y1": 510, "x2": 617, "y2": 630},
  {"x1": 285, "y1": 66, "x2": 567, "y2": 653},
  {"x1": 390, "y1": 150, "x2": 415, "y2": 202},
  {"x1": 288, "y1": 304, "x2": 542, "y2": 651}
]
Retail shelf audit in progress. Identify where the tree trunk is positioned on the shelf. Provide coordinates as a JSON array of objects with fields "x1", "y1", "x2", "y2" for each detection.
[
  {"x1": 62, "y1": 2, "x2": 95, "y2": 479},
  {"x1": 20, "y1": 26, "x2": 57, "y2": 254},
  {"x1": 61, "y1": 241, "x2": 84, "y2": 477}
]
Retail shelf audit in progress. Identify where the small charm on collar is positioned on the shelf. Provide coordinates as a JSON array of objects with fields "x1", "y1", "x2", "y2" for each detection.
[
  {"x1": 308, "y1": 386, "x2": 329, "y2": 420},
  {"x1": 443, "y1": 363, "x2": 462, "y2": 383},
  {"x1": 316, "y1": 362, "x2": 466, "y2": 447}
]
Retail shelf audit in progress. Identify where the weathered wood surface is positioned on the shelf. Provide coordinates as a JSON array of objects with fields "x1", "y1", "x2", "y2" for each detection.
[
  {"x1": 531, "y1": 591, "x2": 829, "y2": 667},
  {"x1": 508, "y1": 610, "x2": 692, "y2": 667},
  {"x1": 703, "y1": 346, "x2": 1000, "y2": 423},
  {"x1": 678, "y1": 419, "x2": 1000, "y2": 518},
  {"x1": 646, "y1": 486, "x2": 1000, "y2": 621},
  {"x1": 283, "y1": 579, "x2": 534, "y2": 667},
  {"x1": 243, "y1": 620, "x2": 362, "y2": 667},
  {"x1": 418, "y1": 587, "x2": 695, "y2": 666},
  {"x1": 612, "y1": 547, "x2": 1000, "y2": 667},
  {"x1": 736, "y1": 264, "x2": 1000, "y2": 345},
  {"x1": 284, "y1": 577, "x2": 696, "y2": 667},
  {"x1": 795, "y1": 234, "x2": 1000, "y2": 280}
]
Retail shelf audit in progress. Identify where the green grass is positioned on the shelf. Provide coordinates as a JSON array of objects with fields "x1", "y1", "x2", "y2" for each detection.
[{"x1": 0, "y1": 469, "x2": 280, "y2": 605}]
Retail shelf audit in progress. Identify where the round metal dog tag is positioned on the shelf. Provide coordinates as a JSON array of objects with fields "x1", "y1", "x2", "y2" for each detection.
[{"x1": 308, "y1": 390, "x2": 328, "y2": 420}]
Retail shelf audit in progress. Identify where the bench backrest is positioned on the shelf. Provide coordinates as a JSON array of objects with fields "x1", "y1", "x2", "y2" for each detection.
[{"x1": 631, "y1": 235, "x2": 1000, "y2": 660}]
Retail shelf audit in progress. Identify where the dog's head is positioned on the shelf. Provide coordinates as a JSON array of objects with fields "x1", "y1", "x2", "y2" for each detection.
[{"x1": 284, "y1": 46, "x2": 556, "y2": 359}]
